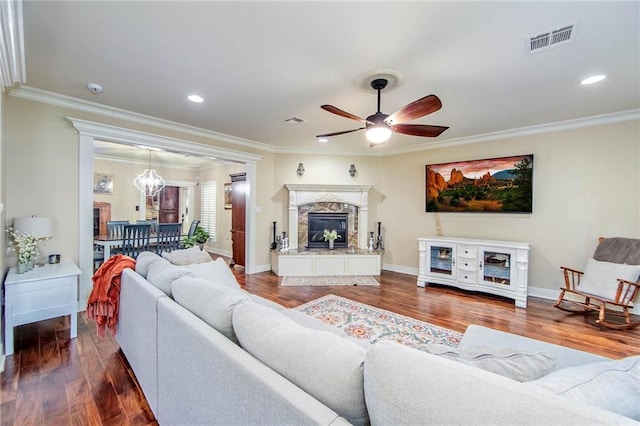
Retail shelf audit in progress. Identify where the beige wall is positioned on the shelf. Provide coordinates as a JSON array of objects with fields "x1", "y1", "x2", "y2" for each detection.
[
  {"x1": 93, "y1": 158, "x2": 197, "y2": 224},
  {"x1": 4, "y1": 94, "x2": 639, "y2": 298}
]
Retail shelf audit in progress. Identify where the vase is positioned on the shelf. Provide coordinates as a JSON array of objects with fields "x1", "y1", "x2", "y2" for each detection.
[
  {"x1": 17, "y1": 261, "x2": 29, "y2": 274},
  {"x1": 328, "y1": 240, "x2": 334, "y2": 250}
]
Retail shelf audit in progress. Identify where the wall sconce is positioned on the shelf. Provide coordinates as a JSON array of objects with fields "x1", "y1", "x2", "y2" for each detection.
[
  {"x1": 296, "y1": 163, "x2": 305, "y2": 177},
  {"x1": 349, "y1": 164, "x2": 357, "y2": 178}
]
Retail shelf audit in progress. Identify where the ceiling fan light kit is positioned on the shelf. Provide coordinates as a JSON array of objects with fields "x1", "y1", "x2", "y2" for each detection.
[{"x1": 317, "y1": 76, "x2": 448, "y2": 146}]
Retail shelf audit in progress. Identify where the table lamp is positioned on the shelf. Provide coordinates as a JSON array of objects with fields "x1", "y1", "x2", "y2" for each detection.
[{"x1": 13, "y1": 216, "x2": 53, "y2": 267}]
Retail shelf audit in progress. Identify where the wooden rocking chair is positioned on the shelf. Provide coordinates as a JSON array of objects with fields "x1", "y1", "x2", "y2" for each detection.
[{"x1": 554, "y1": 237, "x2": 640, "y2": 330}]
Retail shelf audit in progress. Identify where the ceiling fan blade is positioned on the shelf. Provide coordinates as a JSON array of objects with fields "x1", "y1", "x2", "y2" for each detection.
[
  {"x1": 385, "y1": 95, "x2": 443, "y2": 125},
  {"x1": 391, "y1": 124, "x2": 449, "y2": 137},
  {"x1": 321, "y1": 105, "x2": 370, "y2": 123},
  {"x1": 316, "y1": 127, "x2": 366, "y2": 138}
]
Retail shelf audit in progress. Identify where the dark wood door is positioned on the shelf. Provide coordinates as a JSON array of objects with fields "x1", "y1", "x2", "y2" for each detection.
[
  {"x1": 159, "y1": 186, "x2": 180, "y2": 223},
  {"x1": 230, "y1": 173, "x2": 246, "y2": 268}
]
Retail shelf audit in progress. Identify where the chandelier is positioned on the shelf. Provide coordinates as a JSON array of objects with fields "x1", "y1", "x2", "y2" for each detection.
[{"x1": 134, "y1": 149, "x2": 165, "y2": 197}]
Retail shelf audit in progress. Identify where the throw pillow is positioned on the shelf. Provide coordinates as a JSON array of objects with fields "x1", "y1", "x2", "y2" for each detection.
[
  {"x1": 183, "y1": 257, "x2": 240, "y2": 289},
  {"x1": 530, "y1": 355, "x2": 640, "y2": 420},
  {"x1": 162, "y1": 246, "x2": 211, "y2": 266},
  {"x1": 135, "y1": 251, "x2": 163, "y2": 278},
  {"x1": 146, "y1": 259, "x2": 194, "y2": 297},
  {"x1": 418, "y1": 343, "x2": 555, "y2": 382},
  {"x1": 233, "y1": 302, "x2": 369, "y2": 426},
  {"x1": 171, "y1": 276, "x2": 251, "y2": 344},
  {"x1": 578, "y1": 258, "x2": 640, "y2": 301}
]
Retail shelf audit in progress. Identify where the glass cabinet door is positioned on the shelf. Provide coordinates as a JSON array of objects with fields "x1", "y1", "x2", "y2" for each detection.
[
  {"x1": 479, "y1": 247, "x2": 516, "y2": 287},
  {"x1": 426, "y1": 242, "x2": 456, "y2": 279}
]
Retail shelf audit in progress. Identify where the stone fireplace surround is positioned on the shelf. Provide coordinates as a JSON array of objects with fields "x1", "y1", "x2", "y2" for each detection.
[{"x1": 285, "y1": 184, "x2": 372, "y2": 250}]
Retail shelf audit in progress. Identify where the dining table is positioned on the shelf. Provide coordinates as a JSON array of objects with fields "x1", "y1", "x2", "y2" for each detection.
[{"x1": 93, "y1": 233, "x2": 184, "y2": 259}]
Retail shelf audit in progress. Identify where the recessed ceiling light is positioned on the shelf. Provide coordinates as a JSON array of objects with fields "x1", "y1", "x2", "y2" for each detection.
[
  {"x1": 318, "y1": 138, "x2": 328, "y2": 143},
  {"x1": 581, "y1": 75, "x2": 606, "y2": 85},
  {"x1": 188, "y1": 94, "x2": 204, "y2": 103}
]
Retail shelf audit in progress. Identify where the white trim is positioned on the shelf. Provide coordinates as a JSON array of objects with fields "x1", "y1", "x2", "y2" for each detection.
[
  {"x1": 0, "y1": 0, "x2": 26, "y2": 88},
  {"x1": 12, "y1": 85, "x2": 275, "y2": 152},
  {"x1": 70, "y1": 118, "x2": 260, "y2": 307},
  {"x1": 10, "y1": 86, "x2": 639, "y2": 158}
]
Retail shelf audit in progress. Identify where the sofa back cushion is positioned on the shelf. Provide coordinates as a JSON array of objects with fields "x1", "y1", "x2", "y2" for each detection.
[
  {"x1": 162, "y1": 246, "x2": 211, "y2": 265},
  {"x1": 135, "y1": 251, "x2": 164, "y2": 278},
  {"x1": 233, "y1": 302, "x2": 369, "y2": 426},
  {"x1": 146, "y1": 259, "x2": 194, "y2": 297},
  {"x1": 364, "y1": 341, "x2": 628, "y2": 425},
  {"x1": 530, "y1": 355, "x2": 640, "y2": 420},
  {"x1": 182, "y1": 257, "x2": 240, "y2": 289},
  {"x1": 171, "y1": 276, "x2": 250, "y2": 344}
]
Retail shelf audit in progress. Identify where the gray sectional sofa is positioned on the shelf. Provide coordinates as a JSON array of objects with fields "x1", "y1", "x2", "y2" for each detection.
[{"x1": 116, "y1": 250, "x2": 638, "y2": 425}]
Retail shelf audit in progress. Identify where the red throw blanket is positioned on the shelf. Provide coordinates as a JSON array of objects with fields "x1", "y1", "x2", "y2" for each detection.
[{"x1": 87, "y1": 254, "x2": 136, "y2": 338}]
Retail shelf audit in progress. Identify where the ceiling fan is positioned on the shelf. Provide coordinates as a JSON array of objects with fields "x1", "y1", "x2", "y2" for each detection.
[{"x1": 316, "y1": 78, "x2": 448, "y2": 146}]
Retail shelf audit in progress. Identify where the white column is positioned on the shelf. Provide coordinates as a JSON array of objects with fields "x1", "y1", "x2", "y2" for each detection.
[
  {"x1": 287, "y1": 189, "x2": 299, "y2": 249},
  {"x1": 78, "y1": 133, "x2": 95, "y2": 309},
  {"x1": 358, "y1": 189, "x2": 369, "y2": 249}
]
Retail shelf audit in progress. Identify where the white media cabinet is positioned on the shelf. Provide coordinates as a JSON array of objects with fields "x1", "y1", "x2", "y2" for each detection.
[
  {"x1": 271, "y1": 249, "x2": 382, "y2": 276},
  {"x1": 417, "y1": 237, "x2": 530, "y2": 308}
]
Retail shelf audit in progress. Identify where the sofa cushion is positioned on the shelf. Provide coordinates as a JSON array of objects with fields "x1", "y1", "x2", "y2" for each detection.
[
  {"x1": 162, "y1": 246, "x2": 211, "y2": 266},
  {"x1": 233, "y1": 302, "x2": 369, "y2": 426},
  {"x1": 135, "y1": 251, "x2": 163, "y2": 278},
  {"x1": 530, "y1": 355, "x2": 640, "y2": 420},
  {"x1": 146, "y1": 259, "x2": 194, "y2": 297},
  {"x1": 248, "y1": 294, "x2": 285, "y2": 311},
  {"x1": 364, "y1": 341, "x2": 626, "y2": 425},
  {"x1": 282, "y1": 309, "x2": 371, "y2": 350},
  {"x1": 418, "y1": 343, "x2": 555, "y2": 382},
  {"x1": 182, "y1": 257, "x2": 240, "y2": 289},
  {"x1": 171, "y1": 276, "x2": 251, "y2": 344},
  {"x1": 578, "y1": 258, "x2": 640, "y2": 301}
]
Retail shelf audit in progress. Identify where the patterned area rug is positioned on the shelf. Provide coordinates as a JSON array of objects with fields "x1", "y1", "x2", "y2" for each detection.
[
  {"x1": 295, "y1": 294, "x2": 462, "y2": 348},
  {"x1": 281, "y1": 275, "x2": 380, "y2": 286}
]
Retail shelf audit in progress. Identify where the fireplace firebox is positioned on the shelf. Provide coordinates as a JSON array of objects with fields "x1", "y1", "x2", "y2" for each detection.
[{"x1": 307, "y1": 212, "x2": 348, "y2": 248}]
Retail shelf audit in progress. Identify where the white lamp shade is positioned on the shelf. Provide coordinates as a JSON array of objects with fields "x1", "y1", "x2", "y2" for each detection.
[
  {"x1": 365, "y1": 126, "x2": 392, "y2": 144},
  {"x1": 13, "y1": 216, "x2": 53, "y2": 239}
]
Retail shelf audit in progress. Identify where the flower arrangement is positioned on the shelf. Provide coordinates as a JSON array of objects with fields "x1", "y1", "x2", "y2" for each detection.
[
  {"x1": 6, "y1": 227, "x2": 38, "y2": 266},
  {"x1": 323, "y1": 229, "x2": 341, "y2": 242}
]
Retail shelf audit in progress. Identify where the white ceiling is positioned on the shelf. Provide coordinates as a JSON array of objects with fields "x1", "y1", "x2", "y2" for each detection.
[{"x1": 20, "y1": 1, "x2": 640, "y2": 156}]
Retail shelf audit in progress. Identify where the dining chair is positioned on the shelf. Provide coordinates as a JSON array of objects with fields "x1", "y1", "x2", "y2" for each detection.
[
  {"x1": 187, "y1": 219, "x2": 200, "y2": 238},
  {"x1": 120, "y1": 224, "x2": 151, "y2": 259},
  {"x1": 155, "y1": 223, "x2": 182, "y2": 254},
  {"x1": 136, "y1": 219, "x2": 158, "y2": 234},
  {"x1": 107, "y1": 220, "x2": 130, "y2": 239}
]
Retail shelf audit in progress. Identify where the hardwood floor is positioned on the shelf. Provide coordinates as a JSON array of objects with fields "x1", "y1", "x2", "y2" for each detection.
[{"x1": 2, "y1": 266, "x2": 638, "y2": 425}]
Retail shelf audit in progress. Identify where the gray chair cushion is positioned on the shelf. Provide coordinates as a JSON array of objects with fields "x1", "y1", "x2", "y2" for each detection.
[{"x1": 233, "y1": 302, "x2": 369, "y2": 426}]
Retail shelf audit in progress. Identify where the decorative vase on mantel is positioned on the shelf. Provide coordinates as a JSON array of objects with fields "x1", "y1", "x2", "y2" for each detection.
[{"x1": 328, "y1": 239, "x2": 335, "y2": 250}]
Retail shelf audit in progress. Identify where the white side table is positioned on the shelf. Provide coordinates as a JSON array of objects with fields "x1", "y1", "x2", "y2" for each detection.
[{"x1": 3, "y1": 260, "x2": 81, "y2": 355}]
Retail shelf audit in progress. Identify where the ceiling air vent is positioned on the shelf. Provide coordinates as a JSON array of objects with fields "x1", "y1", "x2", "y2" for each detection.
[
  {"x1": 526, "y1": 22, "x2": 578, "y2": 54},
  {"x1": 285, "y1": 116, "x2": 308, "y2": 125}
]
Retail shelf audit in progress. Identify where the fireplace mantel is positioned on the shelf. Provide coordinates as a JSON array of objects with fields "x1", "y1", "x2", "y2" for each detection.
[{"x1": 285, "y1": 184, "x2": 372, "y2": 250}]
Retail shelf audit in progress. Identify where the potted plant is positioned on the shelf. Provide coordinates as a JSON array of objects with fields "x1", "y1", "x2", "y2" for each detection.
[{"x1": 182, "y1": 226, "x2": 210, "y2": 249}]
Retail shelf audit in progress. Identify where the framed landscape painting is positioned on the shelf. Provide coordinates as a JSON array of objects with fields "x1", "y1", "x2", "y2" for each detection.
[{"x1": 426, "y1": 154, "x2": 533, "y2": 213}]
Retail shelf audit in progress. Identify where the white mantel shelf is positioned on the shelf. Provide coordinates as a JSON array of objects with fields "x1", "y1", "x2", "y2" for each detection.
[
  {"x1": 272, "y1": 249, "x2": 382, "y2": 277},
  {"x1": 285, "y1": 184, "x2": 373, "y2": 250}
]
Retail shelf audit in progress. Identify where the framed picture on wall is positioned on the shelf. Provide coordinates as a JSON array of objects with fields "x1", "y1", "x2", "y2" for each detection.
[
  {"x1": 224, "y1": 183, "x2": 232, "y2": 209},
  {"x1": 426, "y1": 154, "x2": 533, "y2": 213},
  {"x1": 93, "y1": 173, "x2": 114, "y2": 194}
]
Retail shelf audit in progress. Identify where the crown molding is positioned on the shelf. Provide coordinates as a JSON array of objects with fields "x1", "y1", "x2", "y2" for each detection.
[
  {"x1": 68, "y1": 117, "x2": 263, "y2": 164},
  {"x1": 11, "y1": 85, "x2": 639, "y2": 158},
  {"x1": 386, "y1": 109, "x2": 640, "y2": 155},
  {"x1": 0, "y1": 0, "x2": 26, "y2": 88},
  {"x1": 10, "y1": 85, "x2": 276, "y2": 152}
]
